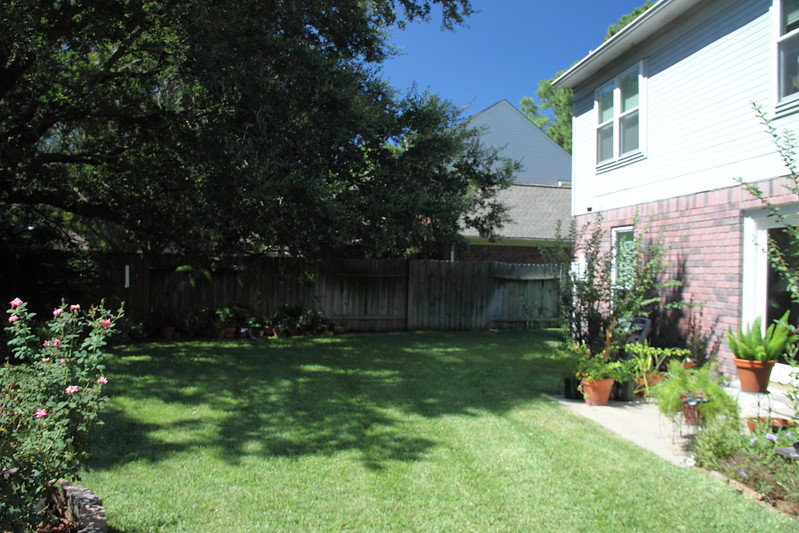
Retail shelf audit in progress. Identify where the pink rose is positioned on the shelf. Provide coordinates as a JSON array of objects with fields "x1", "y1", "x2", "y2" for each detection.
[
  {"x1": 100, "y1": 318, "x2": 112, "y2": 329},
  {"x1": 41, "y1": 358, "x2": 50, "y2": 363},
  {"x1": 53, "y1": 308, "x2": 63, "y2": 317},
  {"x1": 97, "y1": 376, "x2": 108, "y2": 385},
  {"x1": 59, "y1": 358, "x2": 66, "y2": 363},
  {"x1": 35, "y1": 408, "x2": 48, "y2": 419},
  {"x1": 70, "y1": 304, "x2": 80, "y2": 311},
  {"x1": 53, "y1": 338, "x2": 61, "y2": 348},
  {"x1": 65, "y1": 385, "x2": 80, "y2": 395},
  {"x1": 9, "y1": 298, "x2": 23, "y2": 308},
  {"x1": 42, "y1": 340, "x2": 51, "y2": 347},
  {"x1": 8, "y1": 315, "x2": 18, "y2": 323}
]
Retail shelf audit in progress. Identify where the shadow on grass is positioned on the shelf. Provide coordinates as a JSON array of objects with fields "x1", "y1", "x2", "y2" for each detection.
[{"x1": 88, "y1": 329, "x2": 569, "y2": 471}]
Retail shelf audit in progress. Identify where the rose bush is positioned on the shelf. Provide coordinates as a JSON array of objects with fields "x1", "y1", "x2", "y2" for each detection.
[{"x1": 1, "y1": 298, "x2": 122, "y2": 530}]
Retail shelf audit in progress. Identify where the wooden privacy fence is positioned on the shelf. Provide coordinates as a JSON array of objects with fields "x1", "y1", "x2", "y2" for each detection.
[{"x1": 115, "y1": 256, "x2": 560, "y2": 332}]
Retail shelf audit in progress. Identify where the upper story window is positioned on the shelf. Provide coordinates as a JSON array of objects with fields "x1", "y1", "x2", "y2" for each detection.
[
  {"x1": 596, "y1": 63, "x2": 643, "y2": 165},
  {"x1": 779, "y1": 0, "x2": 799, "y2": 100}
]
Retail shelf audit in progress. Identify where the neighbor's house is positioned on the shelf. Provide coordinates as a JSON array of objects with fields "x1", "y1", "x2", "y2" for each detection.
[
  {"x1": 455, "y1": 99, "x2": 572, "y2": 263},
  {"x1": 552, "y1": 0, "x2": 799, "y2": 377}
]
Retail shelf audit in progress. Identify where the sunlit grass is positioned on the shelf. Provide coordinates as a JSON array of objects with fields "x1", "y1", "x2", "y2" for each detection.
[{"x1": 82, "y1": 330, "x2": 796, "y2": 531}]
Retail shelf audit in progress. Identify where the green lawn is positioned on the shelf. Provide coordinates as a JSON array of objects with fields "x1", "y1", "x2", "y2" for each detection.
[{"x1": 83, "y1": 330, "x2": 796, "y2": 531}]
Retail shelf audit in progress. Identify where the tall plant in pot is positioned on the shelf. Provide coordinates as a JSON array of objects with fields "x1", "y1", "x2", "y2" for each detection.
[
  {"x1": 573, "y1": 330, "x2": 624, "y2": 406},
  {"x1": 727, "y1": 310, "x2": 796, "y2": 393}
]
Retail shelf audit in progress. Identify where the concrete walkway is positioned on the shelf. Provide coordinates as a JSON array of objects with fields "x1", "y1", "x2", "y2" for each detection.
[{"x1": 554, "y1": 383, "x2": 795, "y2": 467}]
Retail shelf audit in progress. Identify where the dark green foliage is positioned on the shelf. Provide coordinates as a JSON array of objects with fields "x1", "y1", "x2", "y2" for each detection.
[
  {"x1": 604, "y1": 1, "x2": 655, "y2": 40},
  {"x1": 1, "y1": 0, "x2": 514, "y2": 260}
]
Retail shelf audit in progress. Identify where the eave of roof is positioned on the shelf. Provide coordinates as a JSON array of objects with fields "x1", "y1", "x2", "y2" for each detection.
[{"x1": 552, "y1": 0, "x2": 702, "y2": 90}]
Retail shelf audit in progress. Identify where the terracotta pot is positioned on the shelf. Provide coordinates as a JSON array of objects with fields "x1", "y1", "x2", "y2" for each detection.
[
  {"x1": 223, "y1": 326, "x2": 237, "y2": 339},
  {"x1": 734, "y1": 358, "x2": 775, "y2": 393},
  {"x1": 581, "y1": 378, "x2": 615, "y2": 406},
  {"x1": 161, "y1": 326, "x2": 175, "y2": 340}
]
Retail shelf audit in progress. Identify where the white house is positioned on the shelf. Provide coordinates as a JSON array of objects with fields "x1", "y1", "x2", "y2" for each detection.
[
  {"x1": 466, "y1": 99, "x2": 571, "y2": 186},
  {"x1": 552, "y1": 0, "x2": 799, "y2": 375}
]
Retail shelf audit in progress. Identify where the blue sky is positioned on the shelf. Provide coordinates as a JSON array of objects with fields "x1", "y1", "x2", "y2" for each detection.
[{"x1": 379, "y1": 0, "x2": 651, "y2": 116}]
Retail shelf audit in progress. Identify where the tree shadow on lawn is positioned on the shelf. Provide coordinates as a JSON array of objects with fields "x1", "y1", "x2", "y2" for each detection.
[{"x1": 88, "y1": 329, "x2": 568, "y2": 471}]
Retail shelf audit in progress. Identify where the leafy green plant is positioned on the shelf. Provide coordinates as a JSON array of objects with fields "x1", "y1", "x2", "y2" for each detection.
[
  {"x1": 652, "y1": 360, "x2": 739, "y2": 425},
  {"x1": 1, "y1": 298, "x2": 122, "y2": 530},
  {"x1": 214, "y1": 307, "x2": 236, "y2": 329},
  {"x1": 626, "y1": 343, "x2": 691, "y2": 376},
  {"x1": 571, "y1": 340, "x2": 625, "y2": 382},
  {"x1": 545, "y1": 214, "x2": 683, "y2": 357},
  {"x1": 692, "y1": 416, "x2": 745, "y2": 468},
  {"x1": 727, "y1": 310, "x2": 796, "y2": 362}
]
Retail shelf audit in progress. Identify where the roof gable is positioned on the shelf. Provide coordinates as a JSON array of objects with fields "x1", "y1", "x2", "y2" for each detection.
[{"x1": 466, "y1": 99, "x2": 571, "y2": 185}]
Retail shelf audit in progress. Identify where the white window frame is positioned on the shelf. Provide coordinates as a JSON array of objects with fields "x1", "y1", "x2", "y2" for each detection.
[
  {"x1": 742, "y1": 206, "x2": 799, "y2": 383},
  {"x1": 595, "y1": 62, "x2": 645, "y2": 168},
  {"x1": 778, "y1": 0, "x2": 799, "y2": 105}
]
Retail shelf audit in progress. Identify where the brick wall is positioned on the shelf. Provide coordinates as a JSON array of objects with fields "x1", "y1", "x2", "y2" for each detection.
[{"x1": 577, "y1": 176, "x2": 798, "y2": 374}]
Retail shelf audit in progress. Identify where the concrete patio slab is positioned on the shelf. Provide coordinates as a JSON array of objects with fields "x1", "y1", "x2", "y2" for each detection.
[{"x1": 553, "y1": 382, "x2": 795, "y2": 467}]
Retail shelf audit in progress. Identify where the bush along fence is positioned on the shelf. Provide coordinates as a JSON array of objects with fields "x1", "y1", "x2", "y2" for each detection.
[{"x1": 96, "y1": 255, "x2": 561, "y2": 336}]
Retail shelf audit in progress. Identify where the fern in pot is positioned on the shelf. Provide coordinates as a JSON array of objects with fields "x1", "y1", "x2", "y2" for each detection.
[
  {"x1": 653, "y1": 360, "x2": 739, "y2": 427},
  {"x1": 727, "y1": 310, "x2": 796, "y2": 393}
]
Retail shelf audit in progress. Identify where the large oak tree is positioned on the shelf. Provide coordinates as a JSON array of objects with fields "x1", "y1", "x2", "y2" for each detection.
[{"x1": 1, "y1": 0, "x2": 515, "y2": 259}]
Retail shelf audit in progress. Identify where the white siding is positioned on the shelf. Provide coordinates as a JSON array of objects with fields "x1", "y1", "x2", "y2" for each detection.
[
  {"x1": 468, "y1": 100, "x2": 572, "y2": 186},
  {"x1": 571, "y1": 0, "x2": 799, "y2": 215}
]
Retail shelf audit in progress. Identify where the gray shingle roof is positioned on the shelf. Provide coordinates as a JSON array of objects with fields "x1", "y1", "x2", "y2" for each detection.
[{"x1": 462, "y1": 183, "x2": 572, "y2": 242}]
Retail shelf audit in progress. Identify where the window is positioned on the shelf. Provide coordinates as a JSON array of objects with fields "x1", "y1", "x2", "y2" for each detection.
[
  {"x1": 779, "y1": 0, "x2": 799, "y2": 100},
  {"x1": 612, "y1": 226, "x2": 635, "y2": 289},
  {"x1": 596, "y1": 64, "x2": 643, "y2": 164}
]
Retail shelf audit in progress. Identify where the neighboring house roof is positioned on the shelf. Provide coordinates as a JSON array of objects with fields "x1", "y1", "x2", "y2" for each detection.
[
  {"x1": 552, "y1": 0, "x2": 702, "y2": 90},
  {"x1": 462, "y1": 183, "x2": 572, "y2": 243},
  {"x1": 466, "y1": 99, "x2": 571, "y2": 186}
]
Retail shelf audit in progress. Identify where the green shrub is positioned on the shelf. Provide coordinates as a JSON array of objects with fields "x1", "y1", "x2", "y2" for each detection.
[{"x1": 693, "y1": 417, "x2": 744, "y2": 469}]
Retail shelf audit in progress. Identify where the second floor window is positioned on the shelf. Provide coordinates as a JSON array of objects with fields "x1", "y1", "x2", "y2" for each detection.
[
  {"x1": 596, "y1": 64, "x2": 642, "y2": 164},
  {"x1": 780, "y1": 0, "x2": 799, "y2": 100}
]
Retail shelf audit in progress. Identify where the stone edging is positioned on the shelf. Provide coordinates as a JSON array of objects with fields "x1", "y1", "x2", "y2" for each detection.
[{"x1": 51, "y1": 480, "x2": 107, "y2": 533}]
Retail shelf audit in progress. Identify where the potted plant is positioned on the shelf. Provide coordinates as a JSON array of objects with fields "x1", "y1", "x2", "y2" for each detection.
[
  {"x1": 727, "y1": 310, "x2": 796, "y2": 393},
  {"x1": 626, "y1": 343, "x2": 691, "y2": 397},
  {"x1": 612, "y1": 358, "x2": 638, "y2": 402},
  {"x1": 214, "y1": 307, "x2": 237, "y2": 339},
  {"x1": 573, "y1": 343, "x2": 623, "y2": 406},
  {"x1": 652, "y1": 360, "x2": 739, "y2": 426}
]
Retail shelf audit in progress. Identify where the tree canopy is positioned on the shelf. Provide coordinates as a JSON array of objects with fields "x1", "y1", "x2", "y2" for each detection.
[
  {"x1": 521, "y1": 1, "x2": 655, "y2": 153},
  {"x1": 1, "y1": 0, "x2": 516, "y2": 259}
]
